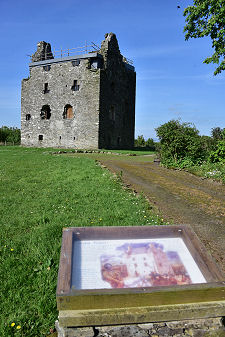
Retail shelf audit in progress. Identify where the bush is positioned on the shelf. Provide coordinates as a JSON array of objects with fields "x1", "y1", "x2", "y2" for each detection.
[
  {"x1": 155, "y1": 120, "x2": 208, "y2": 165},
  {"x1": 209, "y1": 130, "x2": 225, "y2": 163}
]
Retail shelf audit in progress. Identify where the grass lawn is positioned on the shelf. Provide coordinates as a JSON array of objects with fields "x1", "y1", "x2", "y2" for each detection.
[
  {"x1": 100, "y1": 149, "x2": 155, "y2": 156},
  {"x1": 0, "y1": 147, "x2": 164, "y2": 336}
]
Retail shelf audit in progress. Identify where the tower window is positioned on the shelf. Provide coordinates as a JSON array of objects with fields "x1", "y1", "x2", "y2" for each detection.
[
  {"x1": 109, "y1": 106, "x2": 115, "y2": 121},
  {"x1": 59, "y1": 136, "x2": 61, "y2": 140},
  {"x1": 63, "y1": 104, "x2": 74, "y2": 119},
  {"x1": 43, "y1": 65, "x2": 51, "y2": 71},
  {"x1": 26, "y1": 114, "x2": 31, "y2": 121},
  {"x1": 40, "y1": 105, "x2": 51, "y2": 120},
  {"x1": 39, "y1": 135, "x2": 43, "y2": 141},
  {"x1": 111, "y1": 82, "x2": 115, "y2": 93},
  {"x1": 71, "y1": 80, "x2": 79, "y2": 91},
  {"x1": 43, "y1": 83, "x2": 49, "y2": 94},
  {"x1": 72, "y1": 59, "x2": 80, "y2": 66}
]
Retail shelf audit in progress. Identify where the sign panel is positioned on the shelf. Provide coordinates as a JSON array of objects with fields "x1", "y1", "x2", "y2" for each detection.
[
  {"x1": 72, "y1": 238, "x2": 206, "y2": 290},
  {"x1": 57, "y1": 225, "x2": 225, "y2": 324}
]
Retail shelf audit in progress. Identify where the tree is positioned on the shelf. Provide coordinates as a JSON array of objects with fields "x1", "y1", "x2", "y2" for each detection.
[
  {"x1": 135, "y1": 135, "x2": 146, "y2": 147},
  {"x1": 0, "y1": 126, "x2": 21, "y2": 144},
  {"x1": 145, "y1": 137, "x2": 155, "y2": 149},
  {"x1": 211, "y1": 126, "x2": 224, "y2": 141},
  {"x1": 209, "y1": 129, "x2": 225, "y2": 162},
  {"x1": 183, "y1": 0, "x2": 225, "y2": 75},
  {"x1": 155, "y1": 120, "x2": 206, "y2": 164}
]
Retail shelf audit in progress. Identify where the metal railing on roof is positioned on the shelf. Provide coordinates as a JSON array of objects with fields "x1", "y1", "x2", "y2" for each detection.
[
  {"x1": 30, "y1": 41, "x2": 134, "y2": 65},
  {"x1": 52, "y1": 42, "x2": 100, "y2": 58}
]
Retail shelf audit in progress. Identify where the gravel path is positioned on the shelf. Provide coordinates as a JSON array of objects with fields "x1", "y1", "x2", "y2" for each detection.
[{"x1": 99, "y1": 156, "x2": 225, "y2": 275}]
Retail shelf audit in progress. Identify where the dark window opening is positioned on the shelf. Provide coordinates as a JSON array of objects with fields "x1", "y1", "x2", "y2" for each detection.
[
  {"x1": 40, "y1": 105, "x2": 51, "y2": 120},
  {"x1": 90, "y1": 58, "x2": 103, "y2": 69},
  {"x1": 39, "y1": 135, "x2": 43, "y2": 141},
  {"x1": 43, "y1": 65, "x2": 51, "y2": 71},
  {"x1": 63, "y1": 104, "x2": 74, "y2": 119},
  {"x1": 122, "y1": 115, "x2": 126, "y2": 127},
  {"x1": 71, "y1": 80, "x2": 80, "y2": 91},
  {"x1": 73, "y1": 136, "x2": 76, "y2": 140},
  {"x1": 108, "y1": 135, "x2": 111, "y2": 147},
  {"x1": 111, "y1": 82, "x2": 115, "y2": 93},
  {"x1": 26, "y1": 114, "x2": 31, "y2": 121},
  {"x1": 43, "y1": 83, "x2": 49, "y2": 94},
  {"x1": 72, "y1": 59, "x2": 80, "y2": 67},
  {"x1": 109, "y1": 106, "x2": 115, "y2": 121},
  {"x1": 59, "y1": 136, "x2": 61, "y2": 140}
]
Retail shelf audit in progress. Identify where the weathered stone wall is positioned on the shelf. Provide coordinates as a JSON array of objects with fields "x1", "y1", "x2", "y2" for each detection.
[
  {"x1": 99, "y1": 33, "x2": 136, "y2": 149},
  {"x1": 31, "y1": 41, "x2": 54, "y2": 62},
  {"x1": 21, "y1": 34, "x2": 136, "y2": 149},
  {"x1": 21, "y1": 57, "x2": 100, "y2": 149},
  {"x1": 55, "y1": 317, "x2": 225, "y2": 337}
]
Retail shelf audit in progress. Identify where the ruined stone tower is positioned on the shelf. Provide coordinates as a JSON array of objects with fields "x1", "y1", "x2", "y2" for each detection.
[{"x1": 21, "y1": 33, "x2": 136, "y2": 149}]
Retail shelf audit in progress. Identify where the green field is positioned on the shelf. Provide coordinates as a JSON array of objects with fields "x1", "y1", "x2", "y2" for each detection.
[{"x1": 0, "y1": 147, "x2": 164, "y2": 336}]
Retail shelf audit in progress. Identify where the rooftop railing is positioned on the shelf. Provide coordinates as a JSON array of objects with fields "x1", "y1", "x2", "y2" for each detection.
[{"x1": 30, "y1": 41, "x2": 133, "y2": 65}]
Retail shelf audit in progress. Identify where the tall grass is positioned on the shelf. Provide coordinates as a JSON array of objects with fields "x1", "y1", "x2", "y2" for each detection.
[{"x1": 0, "y1": 147, "x2": 163, "y2": 336}]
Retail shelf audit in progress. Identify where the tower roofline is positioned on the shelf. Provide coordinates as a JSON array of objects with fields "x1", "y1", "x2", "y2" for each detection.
[{"x1": 29, "y1": 52, "x2": 103, "y2": 68}]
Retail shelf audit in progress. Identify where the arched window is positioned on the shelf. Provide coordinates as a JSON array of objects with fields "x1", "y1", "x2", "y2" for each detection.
[
  {"x1": 40, "y1": 105, "x2": 51, "y2": 120},
  {"x1": 63, "y1": 104, "x2": 74, "y2": 119}
]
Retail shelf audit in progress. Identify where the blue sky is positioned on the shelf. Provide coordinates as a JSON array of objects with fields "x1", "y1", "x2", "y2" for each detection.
[{"x1": 0, "y1": 0, "x2": 224, "y2": 139}]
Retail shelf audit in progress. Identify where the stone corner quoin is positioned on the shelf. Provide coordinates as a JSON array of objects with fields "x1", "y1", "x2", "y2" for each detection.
[{"x1": 21, "y1": 33, "x2": 136, "y2": 150}]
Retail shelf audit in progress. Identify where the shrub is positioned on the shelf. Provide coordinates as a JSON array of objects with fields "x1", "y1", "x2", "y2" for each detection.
[
  {"x1": 155, "y1": 120, "x2": 207, "y2": 165},
  {"x1": 209, "y1": 130, "x2": 225, "y2": 163}
]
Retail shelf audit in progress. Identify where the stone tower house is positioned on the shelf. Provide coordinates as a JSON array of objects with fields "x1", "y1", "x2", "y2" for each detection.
[{"x1": 21, "y1": 33, "x2": 136, "y2": 149}]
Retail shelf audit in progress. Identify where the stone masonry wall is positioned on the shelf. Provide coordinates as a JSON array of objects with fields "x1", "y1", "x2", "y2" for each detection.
[
  {"x1": 55, "y1": 317, "x2": 225, "y2": 337},
  {"x1": 21, "y1": 57, "x2": 100, "y2": 149},
  {"x1": 21, "y1": 34, "x2": 136, "y2": 149},
  {"x1": 99, "y1": 33, "x2": 136, "y2": 149}
]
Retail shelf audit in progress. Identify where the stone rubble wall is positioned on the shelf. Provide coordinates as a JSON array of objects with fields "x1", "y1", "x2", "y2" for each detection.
[
  {"x1": 21, "y1": 58, "x2": 100, "y2": 149},
  {"x1": 99, "y1": 33, "x2": 136, "y2": 149},
  {"x1": 21, "y1": 33, "x2": 136, "y2": 150},
  {"x1": 55, "y1": 317, "x2": 225, "y2": 337}
]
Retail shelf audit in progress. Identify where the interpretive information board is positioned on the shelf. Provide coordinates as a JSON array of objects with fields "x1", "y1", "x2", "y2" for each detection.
[{"x1": 71, "y1": 238, "x2": 206, "y2": 290}]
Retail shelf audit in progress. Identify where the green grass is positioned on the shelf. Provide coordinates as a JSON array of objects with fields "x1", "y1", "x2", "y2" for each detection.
[
  {"x1": 100, "y1": 149, "x2": 155, "y2": 155},
  {"x1": 54, "y1": 148, "x2": 156, "y2": 156},
  {"x1": 0, "y1": 147, "x2": 164, "y2": 336}
]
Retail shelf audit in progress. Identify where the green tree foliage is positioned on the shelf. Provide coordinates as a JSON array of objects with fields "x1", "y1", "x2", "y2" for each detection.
[
  {"x1": 0, "y1": 126, "x2": 21, "y2": 144},
  {"x1": 155, "y1": 120, "x2": 208, "y2": 165},
  {"x1": 183, "y1": 0, "x2": 225, "y2": 75},
  {"x1": 211, "y1": 126, "x2": 224, "y2": 141},
  {"x1": 209, "y1": 129, "x2": 225, "y2": 162},
  {"x1": 134, "y1": 135, "x2": 156, "y2": 150},
  {"x1": 135, "y1": 135, "x2": 146, "y2": 147},
  {"x1": 145, "y1": 137, "x2": 155, "y2": 149}
]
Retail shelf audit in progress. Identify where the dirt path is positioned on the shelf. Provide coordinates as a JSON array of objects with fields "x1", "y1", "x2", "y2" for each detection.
[{"x1": 99, "y1": 156, "x2": 225, "y2": 275}]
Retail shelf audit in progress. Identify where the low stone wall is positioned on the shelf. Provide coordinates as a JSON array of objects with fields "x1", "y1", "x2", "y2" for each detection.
[{"x1": 56, "y1": 317, "x2": 225, "y2": 337}]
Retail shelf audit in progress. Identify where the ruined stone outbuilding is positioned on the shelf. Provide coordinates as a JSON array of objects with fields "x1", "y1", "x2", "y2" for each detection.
[{"x1": 21, "y1": 33, "x2": 136, "y2": 149}]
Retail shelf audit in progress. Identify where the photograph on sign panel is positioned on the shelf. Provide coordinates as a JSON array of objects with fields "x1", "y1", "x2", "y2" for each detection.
[
  {"x1": 72, "y1": 238, "x2": 206, "y2": 290},
  {"x1": 100, "y1": 241, "x2": 192, "y2": 288}
]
